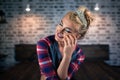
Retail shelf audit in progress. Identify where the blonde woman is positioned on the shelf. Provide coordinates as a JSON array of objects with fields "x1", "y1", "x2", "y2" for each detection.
[{"x1": 37, "y1": 6, "x2": 93, "y2": 80}]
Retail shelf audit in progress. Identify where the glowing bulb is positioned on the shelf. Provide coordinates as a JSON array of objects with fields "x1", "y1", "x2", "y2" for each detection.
[
  {"x1": 94, "y1": 3, "x2": 99, "y2": 11},
  {"x1": 25, "y1": 4, "x2": 31, "y2": 12}
]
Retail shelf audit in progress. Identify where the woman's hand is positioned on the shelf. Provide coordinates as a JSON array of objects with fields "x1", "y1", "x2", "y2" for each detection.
[{"x1": 63, "y1": 34, "x2": 77, "y2": 58}]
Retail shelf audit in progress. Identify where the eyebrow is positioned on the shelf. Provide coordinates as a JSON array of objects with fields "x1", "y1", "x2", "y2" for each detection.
[{"x1": 61, "y1": 20, "x2": 63, "y2": 24}]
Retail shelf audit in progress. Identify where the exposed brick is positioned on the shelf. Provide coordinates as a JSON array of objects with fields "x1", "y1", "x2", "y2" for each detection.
[
  {"x1": 36, "y1": 28, "x2": 45, "y2": 30},
  {"x1": 0, "y1": 0, "x2": 120, "y2": 66}
]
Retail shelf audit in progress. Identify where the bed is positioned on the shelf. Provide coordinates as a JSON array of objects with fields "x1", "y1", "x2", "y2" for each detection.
[{"x1": 0, "y1": 44, "x2": 120, "y2": 80}]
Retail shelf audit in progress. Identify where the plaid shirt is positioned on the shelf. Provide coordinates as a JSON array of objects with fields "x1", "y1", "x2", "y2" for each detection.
[{"x1": 36, "y1": 35, "x2": 85, "y2": 80}]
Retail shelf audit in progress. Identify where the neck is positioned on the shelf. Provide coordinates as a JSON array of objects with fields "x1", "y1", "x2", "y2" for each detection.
[{"x1": 58, "y1": 41, "x2": 64, "y2": 57}]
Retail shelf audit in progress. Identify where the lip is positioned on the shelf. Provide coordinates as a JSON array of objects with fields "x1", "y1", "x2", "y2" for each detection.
[{"x1": 57, "y1": 33, "x2": 63, "y2": 38}]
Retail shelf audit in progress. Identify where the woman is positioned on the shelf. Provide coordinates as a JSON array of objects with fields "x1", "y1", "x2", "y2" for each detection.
[{"x1": 36, "y1": 6, "x2": 93, "y2": 80}]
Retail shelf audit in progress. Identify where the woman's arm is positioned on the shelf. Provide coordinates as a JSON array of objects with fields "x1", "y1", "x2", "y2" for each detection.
[
  {"x1": 57, "y1": 46, "x2": 85, "y2": 80},
  {"x1": 57, "y1": 35, "x2": 85, "y2": 80},
  {"x1": 57, "y1": 35, "x2": 77, "y2": 80},
  {"x1": 57, "y1": 54, "x2": 72, "y2": 80}
]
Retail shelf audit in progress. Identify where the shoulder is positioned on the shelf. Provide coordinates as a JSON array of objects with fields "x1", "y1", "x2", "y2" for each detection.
[{"x1": 37, "y1": 35, "x2": 55, "y2": 47}]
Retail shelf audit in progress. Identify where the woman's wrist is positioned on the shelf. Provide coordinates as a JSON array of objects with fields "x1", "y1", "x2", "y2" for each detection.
[{"x1": 64, "y1": 54, "x2": 72, "y2": 60}]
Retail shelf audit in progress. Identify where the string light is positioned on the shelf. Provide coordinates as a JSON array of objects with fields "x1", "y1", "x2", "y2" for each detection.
[
  {"x1": 25, "y1": 4, "x2": 31, "y2": 12},
  {"x1": 94, "y1": 3, "x2": 100, "y2": 11}
]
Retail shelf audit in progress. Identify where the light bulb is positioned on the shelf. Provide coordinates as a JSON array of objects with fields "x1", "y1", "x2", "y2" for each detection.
[
  {"x1": 94, "y1": 3, "x2": 99, "y2": 11},
  {"x1": 25, "y1": 4, "x2": 31, "y2": 12}
]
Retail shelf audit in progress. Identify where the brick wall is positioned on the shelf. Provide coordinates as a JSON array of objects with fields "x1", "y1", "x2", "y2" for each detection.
[{"x1": 0, "y1": 0, "x2": 120, "y2": 67}]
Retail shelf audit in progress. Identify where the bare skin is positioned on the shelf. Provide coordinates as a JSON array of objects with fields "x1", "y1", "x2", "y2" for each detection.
[{"x1": 55, "y1": 15, "x2": 80, "y2": 80}]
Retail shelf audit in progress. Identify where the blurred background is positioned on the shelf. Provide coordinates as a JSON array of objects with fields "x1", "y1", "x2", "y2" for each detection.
[{"x1": 0, "y1": 0, "x2": 120, "y2": 80}]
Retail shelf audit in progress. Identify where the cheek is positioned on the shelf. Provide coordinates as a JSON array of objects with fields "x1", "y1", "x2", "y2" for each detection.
[
  {"x1": 55, "y1": 26, "x2": 60, "y2": 32},
  {"x1": 56, "y1": 25, "x2": 59, "y2": 28},
  {"x1": 55, "y1": 26, "x2": 63, "y2": 34}
]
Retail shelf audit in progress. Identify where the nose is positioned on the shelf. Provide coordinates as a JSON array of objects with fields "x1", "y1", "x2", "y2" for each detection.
[{"x1": 60, "y1": 29, "x2": 64, "y2": 33}]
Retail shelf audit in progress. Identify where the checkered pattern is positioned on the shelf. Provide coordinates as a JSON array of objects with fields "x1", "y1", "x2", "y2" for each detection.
[{"x1": 36, "y1": 35, "x2": 85, "y2": 80}]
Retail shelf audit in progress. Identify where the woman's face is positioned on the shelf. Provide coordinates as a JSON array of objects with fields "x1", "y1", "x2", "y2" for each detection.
[{"x1": 55, "y1": 15, "x2": 80, "y2": 43}]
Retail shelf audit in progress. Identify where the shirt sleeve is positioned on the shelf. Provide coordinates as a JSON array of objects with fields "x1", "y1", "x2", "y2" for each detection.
[
  {"x1": 36, "y1": 39, "x2": 59, "y2": 80},
  {"x1": 67, "y1": 47, "x2": 85, "y2": 80}
]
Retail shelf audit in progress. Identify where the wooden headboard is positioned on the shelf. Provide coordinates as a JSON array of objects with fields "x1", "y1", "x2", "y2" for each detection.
[
  {"x1": 15, "y1": 44, "x2": 109, "y2": 62},
  {"x1": 79, "y1": 45, "x2": 109, "y2": 61},
  {"x1": 15, "y1": 44, "x2": 36, "y2": 62}
]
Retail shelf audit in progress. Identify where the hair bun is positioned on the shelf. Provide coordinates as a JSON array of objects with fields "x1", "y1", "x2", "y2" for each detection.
[{"x1": 77, "y1": 6, "x2": 94, "y2": 28}]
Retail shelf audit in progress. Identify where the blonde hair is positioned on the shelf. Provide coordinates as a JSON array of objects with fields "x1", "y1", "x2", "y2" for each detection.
[{"x1": 65, "y1": 6, "x2": 93, "y2": 38}]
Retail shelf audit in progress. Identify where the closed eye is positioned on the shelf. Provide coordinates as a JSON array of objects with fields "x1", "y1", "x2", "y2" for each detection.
[{"x1": 64, "y1": 28, "x2": 72, "y2": 33}]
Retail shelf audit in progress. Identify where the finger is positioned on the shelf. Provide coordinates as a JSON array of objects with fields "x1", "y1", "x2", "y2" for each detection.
[
  {"x1": 63, "y1": 39, "x2": 66, "y2": 46},
  {"x1": 70, "y1": 34, "x2": 77, "y2": 45},
  {"x1": 68, "y1": 35, "x2": 74, "y2": 45},
  {"x1": 64, "y1": 36, "x2": 68, "y2": 46},
  {"x1": 73, "y1": 34, "x2": 77, "y2": 44},
  {"x1": 72, "y1": 34, "x2": 77, "y2": 44},
  {"x1": 66, "y1": 35, "x2": 71, "y2": 45}
]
